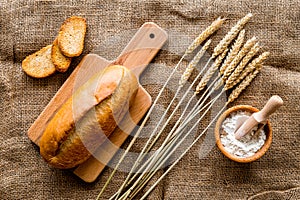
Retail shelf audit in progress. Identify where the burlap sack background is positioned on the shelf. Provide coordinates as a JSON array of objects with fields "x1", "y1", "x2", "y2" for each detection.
[{"x1": 0, "y1": 0, "x2": 299, "y2": 199}]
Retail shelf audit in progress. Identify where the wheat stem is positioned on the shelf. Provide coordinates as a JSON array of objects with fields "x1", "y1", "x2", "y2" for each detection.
[
  {"x1": 106, "y1": 14, "x2": 269, "y2": 200},
  {"x1": 186, "y1": 88, "x2": 225, "y2": 124},
  {"x1": 112, "y1": 17, "x2": 225, "y2": 197},
  {"x1": 112, "y1": 17, "x2": 225, "y2": 198},
  {"x1": 113, "y1": 87, "x2": 181, "y2": 199},
  {"x1": 120, "y1": 58, "x2": 213, "y2": 196},
  {"x1": 114, "y1": 57, "x2": 214, "y2": 199},
  {"x1": 187, "y1": 75, "x2": 222, "y2": 122},
  {"x1": 114, "y1": 75, "x2": 224, "y2": 199},
  {"x1": 97, "y1": 55, "x2": 186, "y2": 200},
  {"x1": 118, "y1": 78, "x2": 225, "y2": 199},
  {"x1": 146, "y1": 58, "x2": 212, "y2": 151},
  {"x1": 112, "y1": 87, "x2": 182, "y2": 200},
  {"x1": 125, "y1": 94, "x2": 222, "y2": 200},
  {"x1": 140, "y1": 103, "x2": 227, "y2": 200},
  {"x1": 113, "y1": 75, "x2": 219, "y2": 197},
  {"x1": 117, "y1": 67, "x2": 223, "y2": 199},
  {"x1": 212, "y1": 13, "x2": 252, "y2": 58}
]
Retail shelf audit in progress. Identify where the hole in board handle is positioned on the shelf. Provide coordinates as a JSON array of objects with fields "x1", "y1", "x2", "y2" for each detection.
[{"x1": 149, "y1": 33, "x2": 155, "y2": 39}]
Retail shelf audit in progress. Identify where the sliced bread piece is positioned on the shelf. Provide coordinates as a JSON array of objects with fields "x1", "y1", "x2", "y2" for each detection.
[
  {"x1": 51, "y1": 38, "x2": 72, "y2": 72},
  {"x1": 22, "y1": 45, "x2": 56, "y2": 78},
  {"x1": 58, "y1": 16, "x2": 87, "y2": 57}
]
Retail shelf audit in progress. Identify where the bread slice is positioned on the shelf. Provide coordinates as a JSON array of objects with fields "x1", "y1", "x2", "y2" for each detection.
[
  {"x1": 22, "y1": 45, "x2": 56, "y2": 78},
  {"x1": 58, "y1": 16, "x2": 87, "y2": 57},
  {"x1": 51, "y1": 38, "x2": 72, "y2": 72}
]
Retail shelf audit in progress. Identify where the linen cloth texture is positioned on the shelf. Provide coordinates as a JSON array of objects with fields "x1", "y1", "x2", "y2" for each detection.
[{"x1": 0, "y1": 0, "x2": 299, "y2": 199}]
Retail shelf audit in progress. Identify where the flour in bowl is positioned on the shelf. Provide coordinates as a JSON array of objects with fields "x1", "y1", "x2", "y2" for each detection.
[{"x1": 221, "y1": 111, "x2": 266, "y2": 158}]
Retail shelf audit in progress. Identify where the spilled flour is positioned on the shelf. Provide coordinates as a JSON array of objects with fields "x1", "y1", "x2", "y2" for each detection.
[{"x1": 221, "y1": 111, "x2": 266, "y2": 158}]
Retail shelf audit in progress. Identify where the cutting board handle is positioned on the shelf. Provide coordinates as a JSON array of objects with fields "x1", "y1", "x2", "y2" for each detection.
[{"x1": 114, "y1": 22, "x2": 168, "y2": 78}]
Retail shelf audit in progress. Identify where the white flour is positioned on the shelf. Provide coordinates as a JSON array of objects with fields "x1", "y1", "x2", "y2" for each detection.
[{"x1": 221, "y1": 111, "x2": 266, "y2": 158}]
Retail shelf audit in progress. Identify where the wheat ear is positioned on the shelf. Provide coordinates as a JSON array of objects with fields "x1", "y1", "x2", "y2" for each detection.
[
  {"x1": 212, "y1": 13, "x2": 252, "y2": 58},
  {"x1": 195, "y1": 48, "x2": 228, "y2": 94},
  {"x1": 179, "y1": 39, "x2": 211, "y2": 86},
  {"x1": 185, "y1": 17, "x2": 225, "y2": 54},
  {"x1": 231, "y1": 51, "x2": 270, "y2": 88},
  {"x1": 219, "y1": 29, "x2": 245, "y2": 75},
  {"x1": 227, "y1": 65, "x2": 263, "y2": 104},
  {"x1": 225, "y1": 42, "x2": 260, "y2": 90},
  {"x1": 222, "y1": 36, "x2": 257, "y2": 81}
]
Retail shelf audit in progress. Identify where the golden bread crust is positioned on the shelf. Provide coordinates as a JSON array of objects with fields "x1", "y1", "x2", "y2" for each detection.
[
  {"x1": 22, "y1": 45, "x2": 56, "y2": 78},
  {"x1": 58, "y1": 16, "x2": 87, "y2": 57},
  {"x1": 39, "y1": 65, "x2": 138, "y2": 169},
  {"x1": 51, "y1": 38, "x2": 72, "y2": 72}
]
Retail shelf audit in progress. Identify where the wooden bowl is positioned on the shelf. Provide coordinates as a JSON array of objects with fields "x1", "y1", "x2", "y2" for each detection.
[{"x1": 215, "y1": 105, "x2": 272, "y2": 163}]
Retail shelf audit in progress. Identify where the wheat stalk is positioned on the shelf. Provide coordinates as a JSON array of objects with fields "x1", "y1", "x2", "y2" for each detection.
[
  {"x1": 179, "y1": 39, "x2": 211, "y2": 86},
  {"x1": 212, "y1": 13, "x2": 252, "y2": 58},
  {"x1": 222, "y1": 36, "x2": 257, "y2": 81},
  {"x1": 227, "y1": 65, "x2": 263, "y2": 104},
  {"x1": 195, "y1": 48, "x2": 228, "y2": 93},
  {"x1": 109, "y1": 91, "x2": 221, "y2": 200},
  {"x1": 108, "y1": 17, "x2": 224, "y2": 200},
  {"x1": 231, "y1": 52, "x2": 270, "y2": 87},
  {"x1": 138, "y1": 65, "x2": 264, "y2": 199},
  {"x1": 139, "y1": 98, "x2": 227, "y2": 200},
  {"x1": 117, "y1": 60, "x2": 215, "y2": 197},
  {"x1": 114, "y1": 67, "x2": 264, "y2": 199},
  {"x1": 132, "y1": 58, "x2": 265, "y2": 197},
  {"x1": 115, "y1": 92, "x2": 224, "y2": 200},
  {"x1": 185, "y1": 17, "x2": 225, "y2": 54},
  {"x1": 112, "y1": 58, "x2": 216, "y2": 199},
  {"x1": 219, "y1": 29, "x2": 245, "y2": 75},
  {"x1": 225, "y1": 42, "x2": 260, "y2": 90},
  {"x1": 124, "y1": 15, "x2": 266, "y2": 198},
  {"x1": 97, "y1": 55, "x2": 186, "y2": 200},
  {"x1": 133, "y1": 63, "x2": 265, "y2": 200},
  {"x1": 105, "y1": 13, "x2": 270, "y2": 200}
]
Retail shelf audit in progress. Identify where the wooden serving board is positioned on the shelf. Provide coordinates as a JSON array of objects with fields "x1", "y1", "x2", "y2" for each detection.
[{"x1": 27, "y1": 22, "x2": 168, "y2": 182}]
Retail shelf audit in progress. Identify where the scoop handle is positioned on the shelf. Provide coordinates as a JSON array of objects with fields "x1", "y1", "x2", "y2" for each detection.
[{"x1": 253, "y1": 95, "x2": 283, "y2": 122}]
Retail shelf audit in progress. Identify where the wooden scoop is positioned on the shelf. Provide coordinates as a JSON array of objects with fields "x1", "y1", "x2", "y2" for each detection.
[{"x1": 235, "y1": 95, "x2": 283, "y2": 139}]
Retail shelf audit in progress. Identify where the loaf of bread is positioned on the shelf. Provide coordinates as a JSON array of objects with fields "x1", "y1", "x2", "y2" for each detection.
[{"x1": 39, "y1": 65, "x2": 138, "y2": 169}]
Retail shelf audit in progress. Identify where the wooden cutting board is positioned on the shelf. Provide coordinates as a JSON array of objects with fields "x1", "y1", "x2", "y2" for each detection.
[{"x1": 27, "y1": 22, "x2": 168, "y2": 182}]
